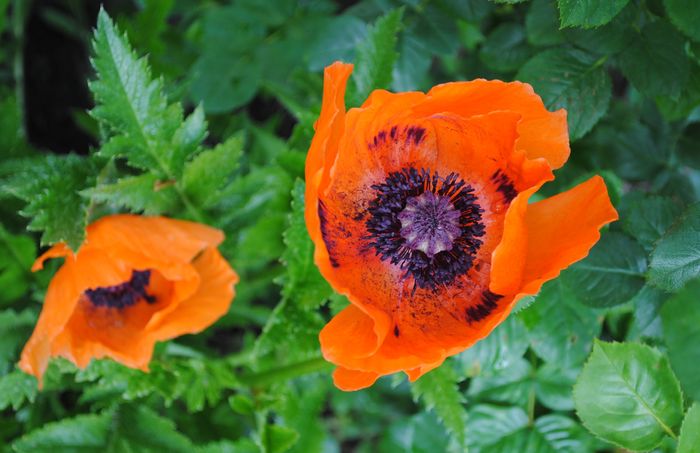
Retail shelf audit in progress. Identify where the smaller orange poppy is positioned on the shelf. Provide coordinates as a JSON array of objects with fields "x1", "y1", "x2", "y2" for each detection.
[{"x1": 19, "y1": 214, "x2": 238, "y2": 386}]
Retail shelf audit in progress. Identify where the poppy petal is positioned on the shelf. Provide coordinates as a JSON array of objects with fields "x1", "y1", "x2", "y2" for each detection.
[
  {"x1": 333, "y1": 366, "x2": 380, "y2": 391},
  {"x1": 146, "y1": 247, "x2": 237, "y2": 340},
  {"x1": 32, "y1": 243, "x2": 72, "y2": 271},
  {"x1": 320, "y1": 304, "x2": 391, "y2": 362},
  {"x1": 417, "y1": 80, "x2": 570, "y2": 169},
  {"x1": 518, "y1": 175, "x2": 619, "y2": 295}
]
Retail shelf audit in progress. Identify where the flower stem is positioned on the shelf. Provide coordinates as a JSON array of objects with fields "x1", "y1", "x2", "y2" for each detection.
[{"x1": 239, "y1": 356, "x2": 332, "y2": 387}]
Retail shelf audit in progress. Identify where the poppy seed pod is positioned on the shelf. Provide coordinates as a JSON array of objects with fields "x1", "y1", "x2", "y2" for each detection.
[
  {"x1": 305, "y1": 62, "x2": 618, "y2": 391},
  {"x1": 20, "y1": 214, "x2": 238, "y2": 386}
]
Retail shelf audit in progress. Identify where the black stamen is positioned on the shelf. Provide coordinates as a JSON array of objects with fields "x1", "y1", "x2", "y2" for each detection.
[
  {"x1": 85, "y1": 270, "x2": 156, "y2": 309},
  {"x1": 491, "y1": 169, "x2": 517, "y2": 203},
  {"x1": 466, "y1": 290, "x2": 503, "y2": 323},
  {"x1": 365, "y1": 167, "x2": 485, "y2": 291}
]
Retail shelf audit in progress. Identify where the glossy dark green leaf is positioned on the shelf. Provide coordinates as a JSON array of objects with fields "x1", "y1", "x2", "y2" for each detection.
[
  {"x1": 517, "y1": 48, "x2": 611, "y2": 140},
  {"x1": 525, "y1": 0, "x2": 565, "y2": 46},
  {"x1": 562, "y1": 232, "x2": 647, "y2": 307},
  {"x1": 678, "y1": 403, "x2": 700, "y2": 453},
  {"x1": 622, "y1": 195, "x2": 684, "y2": 250},
  {"x1": 467, "y1": 405, "x2": 529, "y2": 450},
  {"x1": 649, "y1": 203, "x2": 700, "y2": 291},
  {"x1": 558, "y1": 0, "x2": 630, "y2": 28},
  {"x1": 308, "y1": 15, "x2": 367, "y2": 71},
  {"x1": 468, "y1": 357, "x2": 532, "y2": 408},
  {"x1": 619, "y1": 20, "x2": 689, "y2": 98},
  {"x1": 519, "y1": 280, "x2": 601, "y2": 367},
  {"x1": 379, "y1": 412, "x2": 450, "y2": 453},
  {"x1": 534, "y1": 364, "x2": 577, "y2": 411},
  {"x1": 262, "y1": 424, "x2": 299, "y2": 453},
  {"x1": 479, "y1": 23, "x2": 533, "y2": 73},
  {"x1": 573, "y1": 341, "x2": 683, "y2": 451},
  {"x1": 665, "y1": 0, "x2": 700, "y2": 42},
  {"x1": 661, "y1": 280, "x2": 700, "y2": 401}
]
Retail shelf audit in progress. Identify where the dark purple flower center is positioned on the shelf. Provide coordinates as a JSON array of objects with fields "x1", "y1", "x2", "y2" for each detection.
[
  {"x1": 84, "y1": 270, "x2": 156, "y2": 309},
  {"x1": 366, "y1": 167, "x2": 485, "y2": 290}
]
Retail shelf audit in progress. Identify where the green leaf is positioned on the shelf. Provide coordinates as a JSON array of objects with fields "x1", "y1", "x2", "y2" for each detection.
[
  {"x1": 91, "y1": 9, "x2": 179, "y2": 176},
  {"x1": 558, "y1": 0, "x2": 630, "y2": 28},
  {"x1": 519, "y1": 280, "x2": 601, "y2": 367},
  {"x1": 562, "y1": 3, "x2": 635, "y2": 55},
  {"x1": 109, "y1": 405, "x2": 194, "y2": 452},
  {"x1": 182, "y1": 135, "x2": 243, "y2": 208},
  {"x1": 573, "y1": 341, "x2": 684, "y2": 451},
  {"x1": 678, "y1": 403, "x2": 700, "y2": 453},
  {"x1": 379, "y1": 412, "x2": 450, "y2": 453},
  {"x1": 0, "y1": 225, "x2": 35, "y2": 305},
  {"x1": 466, "y1": 405, "x2": 529, "y2": 450},
  {"x1": 661, "y1": 279, "x2": 700, "y2": 401},
  {"x1": 83, "y1": 173, "x2": 177, "y2": 215},
  {"x1": 262, "y1": 425, "x2": 299, "y2": 453},
  {"x1": 307, "y1": 15, "x2": 367, "y2": 71},
  {"x1": 628, "y1": 285, "x2": 668, "y2": 341},
  {"x1": 352, "y1": 8, "x2": 403, "y2": 102},
  {"x1": 665, "y1": 0, "x2": 700, "y2": 42},
  {"x1": 517, "y1": 48, "x2": 611, "y2": 140},
  {"x1": 619, "y1": 20, "x2": 690, "y2": 98},
  {"x1": 2, "y1": 154, "x2": 97, "y2": 250},
  {"x1": 467, "y1": 357, "x2": 533, "y2": 408},
  {"x1": 534, "y1": 364, "x2": 578, "y2": 411},
  {"x1": 0, "y1": 369, "x2": 37, "y2": 410},
  {"x1": 649, "y1": 203, "x2": 700, "y2": 291},
  {"x1": 622, "y1": 195, "x2": 684, "y2": 250},
  {"x1": 562, "y1": 232, "x2": 647, "y2": 307},
  {"x1": 411, "y1": 362, "x2": 468, "y2": 449},
  {"x1": 479, "y1": 23, "x2": 533, "y2": 73},
  {"x1": 197, "y1": 439, "x2": 259, "y2": 453},
  {"x1": 12, "y1": 412, "x2": 111, "y2": 452},
  {"x1": 0, "y1": 309, "x2": 36, "y2": 364},
  {"x1": 456, "y1": 315, "x2": 529, "y2": 377},
  {"x1": 190, "y1": 53, "x2": 261, "y2": 114},
  {"x1": 279, "y1": 180, "x2": 332, "y2": 310},
  {"x1": 525, "y1": 0, "x2": 565, "y2": 47}
]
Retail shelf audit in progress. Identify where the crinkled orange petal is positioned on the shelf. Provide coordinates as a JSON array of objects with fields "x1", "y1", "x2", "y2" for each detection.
[
  {"x1": 146, "y1": 247, "x2": 237, "y2": 340},
  {"x1": 333, "y1": 366, "x2": 380, "y2": 391},
  {"x1": 415, "y1": 80, "x2": 570, "y2": 169},
  {"x1": 320, "y1": 304, "x2": 391, "y2": 362},
  {"x1": 518, "y1": 175, "x2": 619, "y2": 295},
  {"x1": 32, "y1": 243, "x2": 72, "y2": 271},
  {"x1": 305, "y1": 62, "x2": 353, "y2": 269}
]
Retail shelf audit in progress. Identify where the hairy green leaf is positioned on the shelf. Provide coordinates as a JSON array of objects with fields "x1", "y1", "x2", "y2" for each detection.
[
  {"x1": 412, "y1": 362, "x2": 468, "y2": 449},
  {"x1": 352, "y1": 8, "x2": 403, "y2": 102},
  {"x1": 573, "y1": 341, "x2": 683, "y2": 451},
  {"x1": 0, "y1": 369, "x2": 37, "y2": 411},
  {"x1": 83, "y1": 173, "x2": 177, "y2": 215},
  {"x1": 183, "y1": 135, "x2": 243, "y2": 208}
]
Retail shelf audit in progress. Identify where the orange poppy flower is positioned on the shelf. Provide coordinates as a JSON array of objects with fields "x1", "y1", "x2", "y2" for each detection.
[
  {"x1": 19, "y1": 214, "x2": 238, "y2": 386},
  {"x1": 306, "y1": 62, "x2": 618, "y2": 391}
]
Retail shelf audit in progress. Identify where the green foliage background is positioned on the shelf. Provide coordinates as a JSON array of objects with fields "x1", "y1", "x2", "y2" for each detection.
[{"x1": 1, "y1": 0, "x2": 700, "y2": 451}]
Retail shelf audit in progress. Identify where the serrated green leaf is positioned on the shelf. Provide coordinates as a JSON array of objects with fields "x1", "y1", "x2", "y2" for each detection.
[
  {"x1": 109, "y1": 405, "x2": 194, "y2": 452},
  {"x1": 649, "y1": 203, "x2": 700, "y2": 291},
  {"x1": 0, "y1": 309, "x2": 35, "y2": 364},
  {"x1": 619, "y1": 20, "x2": 689, "y2": 98},
  {"x1": 678, "y1": 403, "x2": 700, "y2": 453},
  {"x1": 0, "y1": 369, "x2": 37, "y2": 410},
  {"x1": 411, "y1": 362, "x2": 468, "y2": 448},
  {"x1": 183, "y1": 135, "x2": 243, "y2": 208},
  {"x1": 558, "y1": 0, "x2": 630, "y2": 28},
  {"x1": 83, "y1": 173, "x2": 177, "y2": 215},
  {"x1": 479, "y1": 23, "x2": 533, "y2": 73},
  {"x1": 190, "y1": 53, "x2": 261, "y2": 114},
  {"x1": 279, "y1": 181, "x2": 332, "y2": 309},
  {"x1": 561, "y1": 3, "x2": 635, "y2": 55},
  {"x1": 660, "y1": 279, "x2": 700, "y2": 401},
  {"x1": 517, "y1": 48, "x2": 611, "y2": 140},
  {"x1": 3, "y1": 154, "x2": 96, "y2": 250},
  {"x1": 456, "y1": 315, "x2": 528, "y2": 378},
  {"x1": 12, "y1": 412, "x2": 110, "y2": 452},
  {"x1": 665, "y1": 0, "x2": 700, "y2": 42},
  {"x1": 573, "y1": 341, "x2": 683, "y2": 451},
  {"x1": 519, "y1": 280, "x2": 601, "y2": 367},
  {"x1": 352, "y1": 8, "x2": 403, "y2": 102},
  {"x1": 90, "y1": 9, "x2": 181, "y2": 176},
  {"x1": 562, "y1": 232, "x2": 647, "y2": 307},
  {"x1": 622, "y1": 195, "x2": 684, "y2": 250},
  {"x1": 197, "y1": 439, "x2": 259, "y2": 453},
  {"x1": 466, "y1": 405, "x2": 529, "y2": 450},
  {"x1": 379, "y1": 412, "x2": 450, "y2": 453},
  {"x1": 0, "y1": 225, "x2": 35, "y2": 305},
  {"x1": 308, "y1": 15, "x2": 367, "y2": 72},
  {"x1": 628, "y1": 285, "x2": 668, "y2": 341}
]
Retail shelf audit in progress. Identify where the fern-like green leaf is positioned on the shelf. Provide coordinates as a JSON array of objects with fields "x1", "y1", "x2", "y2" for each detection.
[
  {"x1": 0, "y1": 369, "x2": 38, "y2": 411},
  {"x1": 182, "y1": 134, "x2": 243, "y2": 208},
  {"x1": 82, "y1": 173, "x2": 178, "y2": 215}
]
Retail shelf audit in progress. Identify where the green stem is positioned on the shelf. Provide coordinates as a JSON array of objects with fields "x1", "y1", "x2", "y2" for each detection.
[{"x1": 238, "y1": 356, "x2": 332, "y2": 387}]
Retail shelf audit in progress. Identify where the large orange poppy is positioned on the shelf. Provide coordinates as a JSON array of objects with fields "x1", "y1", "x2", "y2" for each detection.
[
  {"x1": 306, "y1": 62, "x2": 618, "y2": 391},
  {"x1": 20, "y1": 214, "x2": 238, "y2": 386}
]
